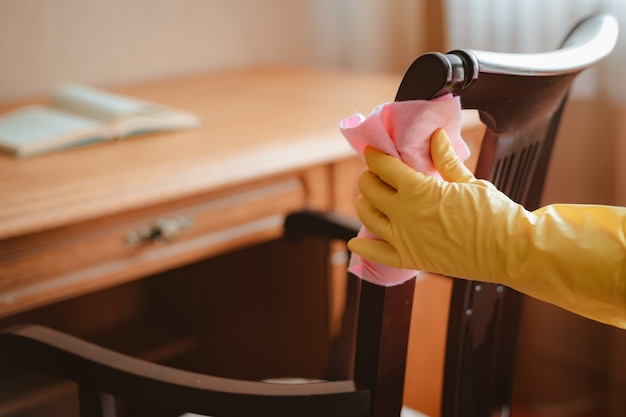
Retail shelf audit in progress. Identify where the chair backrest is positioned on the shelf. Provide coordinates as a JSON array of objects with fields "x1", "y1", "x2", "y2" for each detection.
[{"x1": 395, "y1": 13, "x2": 618, "y2": 417}]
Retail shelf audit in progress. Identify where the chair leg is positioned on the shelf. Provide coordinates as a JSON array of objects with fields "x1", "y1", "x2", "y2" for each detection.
[
  {"x1": 354, "y1": 277, "x2": 416, "y2": 417},
  {"x1": 326, "y1": 273, "x2": 361, "y2": 380}
]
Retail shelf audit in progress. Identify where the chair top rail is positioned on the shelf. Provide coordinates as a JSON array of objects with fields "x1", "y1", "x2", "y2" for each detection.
[{"x1": 465, "y1": 13, "x2": 618, "y2": 76}]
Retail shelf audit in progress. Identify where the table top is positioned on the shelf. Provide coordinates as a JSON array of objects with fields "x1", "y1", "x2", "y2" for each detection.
[{"x1": 0, "y1": 68, "x2": 404, "y2": 240}]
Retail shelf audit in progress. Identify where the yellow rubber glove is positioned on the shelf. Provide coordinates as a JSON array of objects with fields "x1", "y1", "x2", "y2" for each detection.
[{"x1": 348, "y1": 129, "x2": 626, "y2": 328}]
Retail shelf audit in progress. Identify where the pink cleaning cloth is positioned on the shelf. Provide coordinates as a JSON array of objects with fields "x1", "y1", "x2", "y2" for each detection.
[{"x1": 340, "y1": 93, "x2": 470, "y2": 286}]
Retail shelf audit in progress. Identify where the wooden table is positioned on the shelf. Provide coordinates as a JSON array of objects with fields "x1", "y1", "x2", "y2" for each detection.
[{"x1": 0, "y1": 68, "x2": 408, "y2": 317}]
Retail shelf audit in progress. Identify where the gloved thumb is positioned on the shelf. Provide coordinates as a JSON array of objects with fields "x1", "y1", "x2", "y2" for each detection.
[{"x1": 430, "y1": 128, "x2": 475, "y2": 183}]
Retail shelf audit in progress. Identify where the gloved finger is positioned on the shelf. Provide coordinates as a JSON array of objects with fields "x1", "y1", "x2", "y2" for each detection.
[
  {"x1": 355, "y1": 194, "x2": 393, "y2": 241},
  {"x1": 363, "y1": 146, "x2": 418, "y2": 191},
  {"x1": 358, "y1": 170, "x2": 397, "y2": 214},
  {"x1": 430, "y1": 128, "x2": 475, "y2": 183},
  {"x1": 347, "y1": 237, "x2": 403, "y2": 269}
]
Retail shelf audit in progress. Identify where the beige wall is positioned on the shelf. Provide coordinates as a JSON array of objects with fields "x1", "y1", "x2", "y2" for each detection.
[
  {"x1": 0, "y1": 0, "x2": 439, "y2": 103},
  {"x1": 612, "y1": 106, "x2": 626, "y2": 206},
  {"x1": 542, "y1": 99, "x2": 623, "y2": 206}
]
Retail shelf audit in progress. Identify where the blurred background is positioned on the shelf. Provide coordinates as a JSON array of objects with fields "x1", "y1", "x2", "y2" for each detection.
[
  {"x1": 0, "y1": 0, "x2": 432, "y2": 101},
  {"x1": 0, "y1": 0, "x2": 623, "y2": 205},
  {"x1": 1, "y1": 1, "x2": 625, "y2": 416}
]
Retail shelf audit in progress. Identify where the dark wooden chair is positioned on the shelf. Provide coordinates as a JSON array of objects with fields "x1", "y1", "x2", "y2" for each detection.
[
  {"x1": 395, "y1": 12, "x2": 618, "y2": 417},
  {"x1": 0, "y1": 13, "x2": 618, "y2": 417}
]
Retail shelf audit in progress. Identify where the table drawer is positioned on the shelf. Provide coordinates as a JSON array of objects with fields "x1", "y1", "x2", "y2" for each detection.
[{"x1": 0, "y1": 177, "x2": 307, "y2": 317}]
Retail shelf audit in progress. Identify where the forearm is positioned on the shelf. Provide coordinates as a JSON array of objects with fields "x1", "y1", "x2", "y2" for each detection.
[{"x1": 507, "y1": 204, "x2": 626, "y2": 328}]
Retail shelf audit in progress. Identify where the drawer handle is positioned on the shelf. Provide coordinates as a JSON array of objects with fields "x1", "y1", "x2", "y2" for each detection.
[{"x1": 125, "y1": 216, "x2": 194, "y2": 246}]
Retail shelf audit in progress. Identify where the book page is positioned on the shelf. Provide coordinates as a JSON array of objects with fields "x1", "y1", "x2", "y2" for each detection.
[
  {"x1": 51, "y1": 84, "x2": 147, "y2": 125},
  {"x1": 0, "y1": 106, "x2": 106, "y2": 157},
  {"x1": 51, "y1": 84, "x2": 201, "y2": 137}
]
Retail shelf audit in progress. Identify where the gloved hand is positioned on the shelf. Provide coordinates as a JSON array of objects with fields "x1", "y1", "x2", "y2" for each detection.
[{"x1": 348, "y1": 128, "x2": 626, "y2": 328}]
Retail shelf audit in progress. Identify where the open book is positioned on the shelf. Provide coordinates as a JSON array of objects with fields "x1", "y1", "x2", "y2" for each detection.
[{"x1": 0, "y1": 84, "x2": 201, "y2": 157}]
